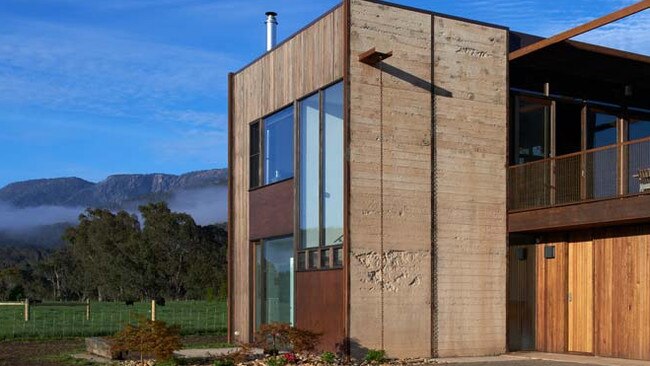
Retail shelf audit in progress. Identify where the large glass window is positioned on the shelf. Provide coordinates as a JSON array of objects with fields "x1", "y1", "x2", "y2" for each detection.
[
  {"x1": 249, "y1": 107, "x2": 294, "y2": 189},
  {"x1": 555, "y1": 102, "x2": 582, "y2": 156},
  {"x1": 513, "y1": 97, "x2": 551, "y2": 165},
  {"x1": 298, "y1": 81, "x2": 344, "y2": 268},
  {"x1": 300, "y1": 94, "x2": 320, "y2": 249},
  {"x1": 626, "y1": 117, "x2": 650, "y2": 194},
  {"x1": 264, "y1": 107, "x2": 294, "y2": 185},
  {"x1": 254, "y1": 237, "x2": 294, "y2": 328},
  {"x1": 628, "y1": 118, "x2": 650, "y2": 141},
  {"x1": 587, "y1": 111, "x2": 617, "y2": 148},
  {"x1": 323, "y1": 83, "x2": 344, "y2": 246}
]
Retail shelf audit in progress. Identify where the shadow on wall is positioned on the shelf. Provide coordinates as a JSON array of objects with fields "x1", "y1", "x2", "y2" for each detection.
[
  {"x1": 337, "y1": 338, "x2": 369, "y2": 360},
  {"x1": 375, "y1": 61, "x2": 453, "y2": 98}
]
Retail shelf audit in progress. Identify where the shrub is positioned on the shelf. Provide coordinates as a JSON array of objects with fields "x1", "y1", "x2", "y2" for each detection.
[
  {"x1": 157, "y1": 359, "x2": 179, "y2": 366},
  {"x1": 283, "y1": 352, "x2": 297, "y2": 364},
  {"x1": 111, "y1": 316, "x2": 183, "y2": 362},
  {"x1": 254, "y1": 323, "x2": 321, "y2": 354},
  {"x1": 266, "y1": 355, "x2": 287, "y2": 366},
  {"x1": 320, "y1": 351, "x2": 336, "y2": 364},
  {"x1": 213, "y1": 358, "x2": 235, "y2": 366},
  {"x1": 364, "y1": 349, "x2": 386, "y2": 363},
  {"x1": 227, "y1": 343, "x2": 254, "y2": 364}
]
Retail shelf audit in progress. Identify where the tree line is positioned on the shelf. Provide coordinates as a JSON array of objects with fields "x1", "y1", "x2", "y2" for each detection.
[{"x1": 0, "y1": 202, "x2": 227, "y2": 302}]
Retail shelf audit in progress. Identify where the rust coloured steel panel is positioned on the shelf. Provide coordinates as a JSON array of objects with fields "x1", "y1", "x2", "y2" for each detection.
[
  {"x1": 249, "y1": 179, "x2": 294, "y2": 241},
  {"x1": 295, "y1": 269, "x2": 345, "y2": 352}
]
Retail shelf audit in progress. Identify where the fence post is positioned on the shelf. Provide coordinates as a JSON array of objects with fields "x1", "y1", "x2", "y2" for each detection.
[
  {"x1": 23, "y1": 299, "x2": 30, "y2": 322},
  {"x1": 86, "y1": 299, "x2": 90, "y2": 321},
  {"x1": 151, "y1": 299, "x2": 156, "y2": 322}
]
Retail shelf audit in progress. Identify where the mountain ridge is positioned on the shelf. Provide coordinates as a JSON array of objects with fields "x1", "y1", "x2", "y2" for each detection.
[
  {"x1": 0, "y1": 169, "x2": 227, "y2": 209},
  {"x1": 0, "y1": 169, "x2": 228, "y2": 248}
]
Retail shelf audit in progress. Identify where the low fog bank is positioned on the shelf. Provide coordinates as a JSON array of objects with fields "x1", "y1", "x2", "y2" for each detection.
[
  {"x1": 167, "y1": 186, "x2": 227, "y2": 225},
  {"x1": 0, "y1": 203, "x2": 83, "y2": 231},
  {"x1": 0, "y1": 187, "x2": 228, "y2": 246}
]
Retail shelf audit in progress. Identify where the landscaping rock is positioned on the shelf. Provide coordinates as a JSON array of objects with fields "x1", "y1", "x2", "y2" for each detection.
[{"x1": 85, "y1": 337, "x2": 123, "y2": 360}]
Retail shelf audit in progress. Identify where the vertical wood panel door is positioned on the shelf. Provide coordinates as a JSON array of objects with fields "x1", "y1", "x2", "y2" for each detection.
[{"x1": 568, "y1": 239, "x2": 594, "y2": 353}]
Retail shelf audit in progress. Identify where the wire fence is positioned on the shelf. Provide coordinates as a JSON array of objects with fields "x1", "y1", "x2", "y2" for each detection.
[{"x1": 0, "y1": 300, "x2": 226, "y2": 340}]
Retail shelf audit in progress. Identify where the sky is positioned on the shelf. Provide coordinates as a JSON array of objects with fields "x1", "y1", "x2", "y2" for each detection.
[{"x1": 1, "y1": 0, "x2": 649, "y2": 188}]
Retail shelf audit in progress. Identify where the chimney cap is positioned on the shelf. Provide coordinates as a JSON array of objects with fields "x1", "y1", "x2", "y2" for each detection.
[{"x1": 265, "y1": 11, "x2": 277, "y2": 17}]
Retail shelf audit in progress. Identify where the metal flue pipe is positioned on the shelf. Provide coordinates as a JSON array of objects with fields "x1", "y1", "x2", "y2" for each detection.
[{"x1": 265, "y1": 11, "x2": 278, "y2": 51}]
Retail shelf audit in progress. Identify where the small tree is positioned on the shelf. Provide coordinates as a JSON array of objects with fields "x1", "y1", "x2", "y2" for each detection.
[{"x1": 112, "y1": 316, "x2": 183, "y2": 362}]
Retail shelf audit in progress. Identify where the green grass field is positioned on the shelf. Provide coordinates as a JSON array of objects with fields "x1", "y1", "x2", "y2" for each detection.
[{"x1": 0, "y1": 300, "x2": 226, "y2": 340}]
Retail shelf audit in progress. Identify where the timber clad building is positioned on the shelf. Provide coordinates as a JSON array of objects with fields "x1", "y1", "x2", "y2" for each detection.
[{"x1": 227, "y1": 0, "x2": 650, "y2": 361}]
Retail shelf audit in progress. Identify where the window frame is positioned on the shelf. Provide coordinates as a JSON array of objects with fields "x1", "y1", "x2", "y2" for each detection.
[
  {"x1": 295, "y1": 80, "x2": 344, "y2": 272},
  {"x1": 251, "y1": 235, "x2": 295, "y2": 329},
  {"x1": 249, "y1": 103, "x2": 296, "y2": 190}
]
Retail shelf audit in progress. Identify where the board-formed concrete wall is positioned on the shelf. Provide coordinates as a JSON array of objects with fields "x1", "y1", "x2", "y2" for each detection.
[
  {"x1": 349, "y1": 0, "x2": 433, "y2": 358},
  {"x1": 348, "y1": 0, "x2": 507, "y2": 358},
  {"x1": 432, "y1": 16, "x2": 508, "y2": 357}
]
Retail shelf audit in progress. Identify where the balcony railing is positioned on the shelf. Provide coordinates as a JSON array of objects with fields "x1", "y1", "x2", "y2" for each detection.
[{"x1": 508, "y1": 137, "x2": 650, "y2": 211}]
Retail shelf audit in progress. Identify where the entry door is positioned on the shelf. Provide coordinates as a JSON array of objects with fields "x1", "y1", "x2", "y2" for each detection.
[{"x1": 568, "y1": 239, "x2": 594, "y2": 353}]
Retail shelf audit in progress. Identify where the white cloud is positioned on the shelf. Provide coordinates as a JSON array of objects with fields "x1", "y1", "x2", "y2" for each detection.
[{"x1": 0, "y1": 18, "x2": 239, "y2": 120}]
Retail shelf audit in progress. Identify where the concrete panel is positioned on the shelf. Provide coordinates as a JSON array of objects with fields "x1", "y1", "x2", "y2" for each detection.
[
  {"x1": 349, "y1": 0, "x2": 432, "y2": 358},
  {"x1": 432, "y1": 15, "x2": 508, "y2": 357}
]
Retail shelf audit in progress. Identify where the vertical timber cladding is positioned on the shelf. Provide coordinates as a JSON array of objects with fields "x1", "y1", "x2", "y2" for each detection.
[
  {"x1": 506, "y1": 245, "x2": 535, "y2": 351},
  {"x1": 432, "y1": 17, "x2": 508, "y2": 356},
  {"x1": 229, "y1": 6, "x2": 344, "y2": 343},
  {"x1": 594, "y1": 225, "x2": 650, "y2": 361},
  {"x1": 348, "y1": 0, "x2": 433, "y2": 358},
  {"x1": 535, "y1": 235, "x2": 568, "y2": 354}
]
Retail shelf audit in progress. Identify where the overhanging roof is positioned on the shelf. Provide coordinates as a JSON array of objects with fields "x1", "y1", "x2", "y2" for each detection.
[
  {"x1": 509, "y1": 28, "x2": 650, "y2": 110},
  {"x1": 509, "y1": 0, "x2": 650, "y2": 60}
]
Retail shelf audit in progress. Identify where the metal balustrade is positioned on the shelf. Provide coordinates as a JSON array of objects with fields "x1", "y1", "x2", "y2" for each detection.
[{"x1": 508, "y1": 137, "x2": 650, "y2": 211}]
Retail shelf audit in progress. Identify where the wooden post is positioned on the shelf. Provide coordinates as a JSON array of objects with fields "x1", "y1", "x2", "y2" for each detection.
[
  {"x1": 151, "y1": 299, "x2": 156, "y2": 322},
  {"x1": 23, "y1": 299, "x2": 30, "y2": 322},
  {"x1": 86, "y1": 299, "x2": 90, "y2": 321}
]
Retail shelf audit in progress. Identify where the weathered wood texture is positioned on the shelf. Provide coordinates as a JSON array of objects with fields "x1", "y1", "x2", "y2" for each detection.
[
  {"x1": 230, "y1": 7, "x2": 344, "y2": 343},
  {"x1": 249, "y1": 179, "x2": 294, "y2": 241},
  {"x1": 432, "y1": 16, "x2": 508, "y2": 357},
  {"x1": 295, "y1": 269, "x2": 346, "y2": 352},
  {"x1": 594, "y1": 225, "x2": 650, "y2": 361},
  {"x1": 507, "y1": 245, "x2": 536, "y2": 351},
  {"x1": 535, "y1": 236, "x2": 568, "y2": 354},
  {"x1": 568, "y1": 235, "x2": 593, "y2": 353},
  {"x1": 348, "y1": 0, "x2": 433, "y2": 358}
]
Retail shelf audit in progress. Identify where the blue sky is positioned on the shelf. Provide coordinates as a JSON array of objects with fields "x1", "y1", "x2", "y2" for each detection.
[{"x1": 1, "y1": 0, "x2": 649, "y2": 188}]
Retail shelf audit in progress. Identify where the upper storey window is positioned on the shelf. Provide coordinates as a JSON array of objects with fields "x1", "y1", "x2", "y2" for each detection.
[
  {"x1": 250, "y1": 106, "x2": 294, "y2": 189},
  {"x1": 299, "y1": 82, "x2": 344, "y2": 255}
]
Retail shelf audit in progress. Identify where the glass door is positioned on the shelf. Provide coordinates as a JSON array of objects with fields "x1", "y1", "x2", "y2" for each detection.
[{"x1": 254, "y1": 237, "x2": 294, "y2": 329}]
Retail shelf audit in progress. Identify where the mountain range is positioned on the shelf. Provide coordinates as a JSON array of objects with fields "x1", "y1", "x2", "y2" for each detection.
[{"x1": 0, "y1": 169, "x2": 228, "y2": 247}]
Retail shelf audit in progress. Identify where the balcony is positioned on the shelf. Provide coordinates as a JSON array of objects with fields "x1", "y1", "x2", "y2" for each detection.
[{"x1": 508, "y1": 137, "x2": 650, "y2": 211}]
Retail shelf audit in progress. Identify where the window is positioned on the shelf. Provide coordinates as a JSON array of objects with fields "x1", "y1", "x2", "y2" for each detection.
[
  {"x1": 323, "y1": 84, "x2": 344, "y2": 246},
  {"x1": 628, "y1": 118, "x2": 650, "y2": 141},
  {"x1": 587, "y1": 111, "x2": 617, "y2": 148},
  {"x1": 626, "y1": 116, "x2": 650, "y2": 194},
  {"x1": 254, "y1": 237, "x2": 294, "y2": 328},
  {"x1": 555, "y1": 102, "x2": 582, "y2": 156},
  {"x1": 513, "y1": 97, "x2": 551, "y2": 165},
  {"x1": 300, "y1": 94, "x2": 320, "y2": 248},
  {"x1": 298, "y1": 82, "x2": 344, "y2": 270},
  {"x1": 250, "y1": 107, "x2": 294, "y2": 189},
  {"x1": 264, "y1": 107, "x2": 294, "y2": 184},
  {"x1": 250, "y1": 123, "x2": 261, "y2": 188}
]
